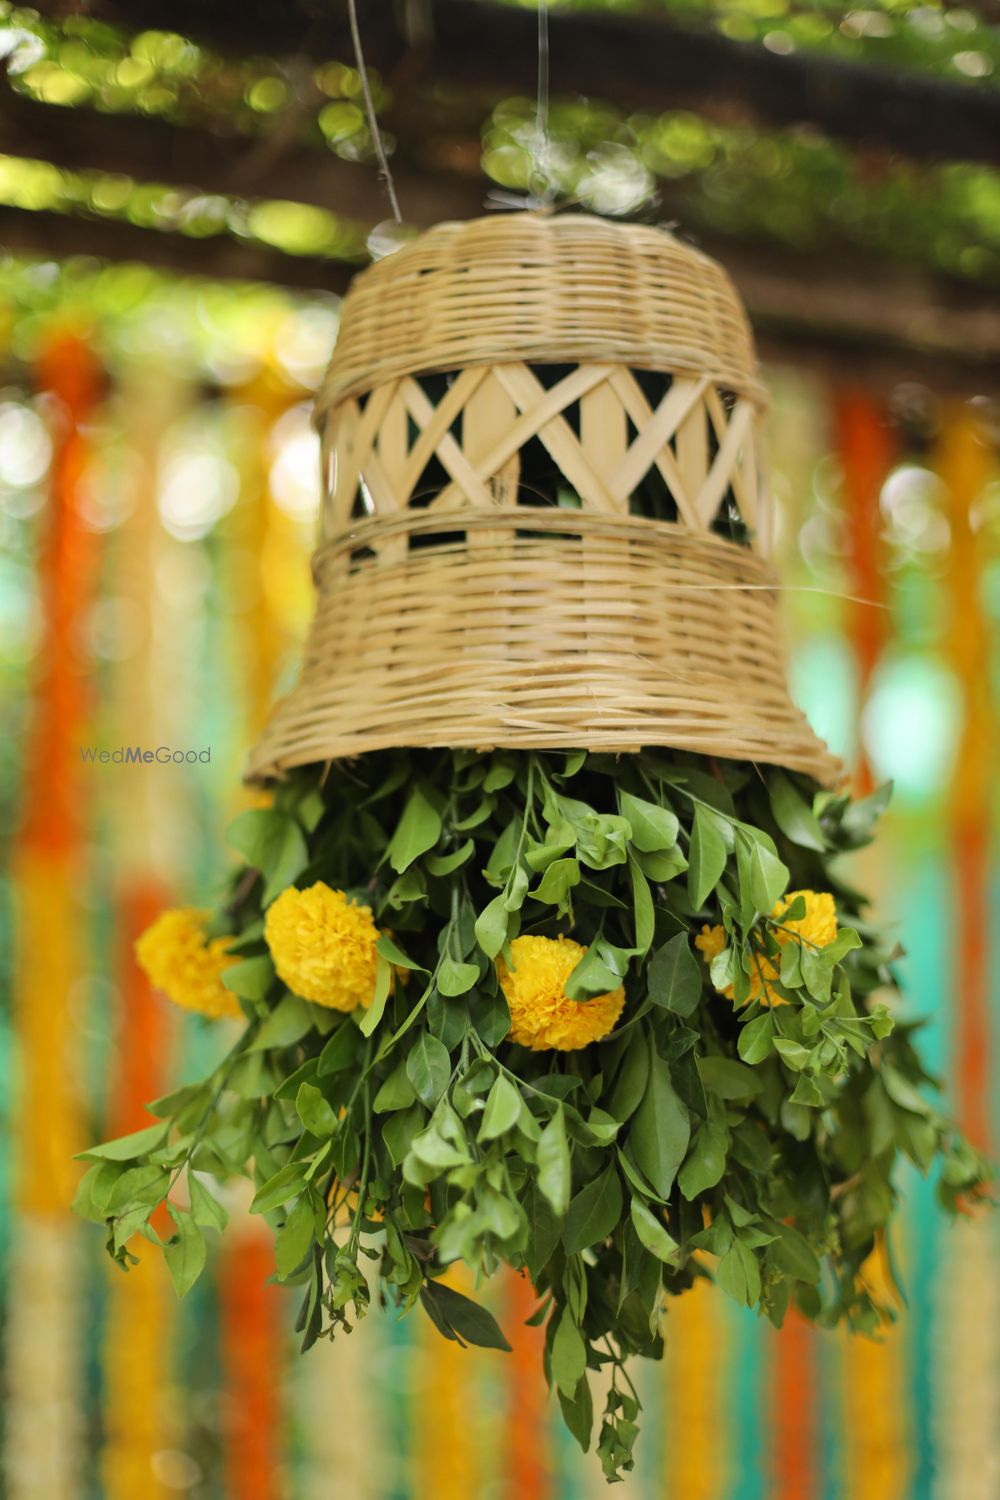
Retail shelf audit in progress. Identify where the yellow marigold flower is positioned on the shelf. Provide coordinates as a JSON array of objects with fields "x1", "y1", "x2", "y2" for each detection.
[
  {"x1": 264, "y1": 882, "x2": 378, "y2": 1011},
  {"x1": 696, "y1": 891, "x2": 838, "y2": 1008},
  {"x1": 775, "y1": 889, "x2": 837, "y2": 949},
  {"x1": 693, "y1": 925, "x2": 726, "y2": 965},
  {"x1": 135, "y1": 908, "x2": 242, "y2": 1021},
  {"x1": 242, "y1": 787, "x2": 274, "y2": 811},
  {"x1": 498, "y1": 935, "x2": 625, "y2": 1052}
]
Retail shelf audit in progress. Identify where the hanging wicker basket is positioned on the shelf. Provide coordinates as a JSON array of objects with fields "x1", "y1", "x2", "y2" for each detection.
[{"x1": 248, "y1": 213, "x2": 840, "y2": 786}]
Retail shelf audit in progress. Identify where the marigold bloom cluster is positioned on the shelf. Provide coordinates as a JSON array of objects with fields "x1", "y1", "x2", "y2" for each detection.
[
  {"x1": 135, "y1": 908, "x2": 242, "y2": 1020},
  {"x1": 264, "y1": 882, "x2": 378, "y2": 1011},
  {"x1": 498, "y1": 935, "x2": 625, "y2": 1051},
  {"x1": 695, "y1": 889, "x2": 838, "y2": 1007}
]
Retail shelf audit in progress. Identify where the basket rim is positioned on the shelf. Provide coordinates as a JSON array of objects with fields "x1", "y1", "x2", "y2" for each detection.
[
  {"x1": 247, "y1": 509, "x2": 842, "y2": 788},
  {"x1": 315, "y1": 212, "x2": 768, "y2": 414}
]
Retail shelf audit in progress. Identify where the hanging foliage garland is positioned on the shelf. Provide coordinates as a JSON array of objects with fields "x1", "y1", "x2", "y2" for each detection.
[{"x1": 75, "y1": 216, "x2": 989, "y2": 1482}]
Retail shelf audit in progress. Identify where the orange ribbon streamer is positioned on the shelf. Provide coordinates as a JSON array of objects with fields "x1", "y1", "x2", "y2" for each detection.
[
  {"x1": 217, "y1": 365, "x2": 296, "y2": 1500},
  {"x1": 5, "y1": 330, "x2": 101, "y2": 1500},
  {"x1": 769, "y1": 1309, "x2": 816, "y2": 1500},
  {"x1": 835, "y1": 388, "x2": 894, "y2": 795},
  {"x1": 504, "y1": 1271, "x2": 549, "y2": 1500},
  {"x1": 13, "y1": 327, "x2": 101, "y2": 1210},
  {"x1": 220, "y1": 1235, "x2": 285, "y2": 1500}
]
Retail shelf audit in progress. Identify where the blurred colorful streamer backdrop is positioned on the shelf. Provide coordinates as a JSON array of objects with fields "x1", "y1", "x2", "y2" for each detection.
[{"x1": 0, "y1": 262, "x2": 997, "y2": 1500}]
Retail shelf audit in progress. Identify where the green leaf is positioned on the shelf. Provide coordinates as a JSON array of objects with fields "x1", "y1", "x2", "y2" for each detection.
[
  {"x1": 678, "y1": 1122, "x2": 728, "y2": 1199},
  {"x1": 188, "y1": 1172, "x2": 228, "y2": 1234},
  {"x1": 479, "y1": 1075, "x2": 522, "y2": 1141},
  {"x1": 227, "y1": 808, "x2": 308, "y2": 905},
  {"x1": 474, "y1": 894, "x2": 509, "y2": 960},
  {"x1": 565, "y1": 946, "x2": 623, "y2": 1002},
  {"x1": 537, "y1": 1107, "x2": 571, "y2": 1217},
  {"x1": 295, "y1": 787, "x2": 326, "y2": 834},
  {"x1": 617, "y1": 1147, "x2": 664, "y2": 1204},
  {"x1": 820, "y1": 928, "x2": 863, "y2": 966},
  {"x1": 221, "y1": 955, "x2": 275, "y2": 1001},
  {"x1": 164, "y1": 1205, "x2": 206, "y2": 1298},
  {"x1": 608, "y1": 1036, "x2": 650, "y2": 1125},
  {"x1": 773, "y1": 1038, "x2": 812, "y2": 1071},
  {"x1": 411, "y1": 1121, "x2": 467, "y2": 1171},
  {"x1": 383, "y1": 1102, "x2": 425, "y2": 1168},
  {"x1": 737, "y1": 829, "x2": 789, "y2": 915},
  {"x1": 76, "y1": 1121, "x2": 170, "y2": 1162},
  {"x1": 564, "y1": 1165, "x2": 623, "y2": 1254},
  {"x1": 634, "y1": 845, "x2": 688, "y2": 882},
  {"x1": 770, "y1": 1223, "x2": 822, "y2": 1283},
  {"x1": 483, "y1": 758, "x2": 516, "y2": 792},
  {"x1": 698, "y1": 1055, "x2": 763, "y2": 1100},
  {"x1": 420, "y1": 1281, "x2": 512, "y2": 1351},
  {"x1": 406, "y1": 1033, "x2": 451, "y2": 1107},
  {"x1": 801, "y1": 945, "x2": 833, "y2": 1003},
  {"x1": 425, "y1": 840, "x2": 474, "y2": 877},
  {"x1": 437, "y1": 957, "x2": 479, "y2": 997},
  {"x1": 880, "y1": 1066, "x2": 931, "y2": 1116},
  {"x1": 373, "y1": 1057, "x2": 417, "y2": 1113},
  {"x1": 769, "y1": 772, "x2": 826, "y2": 851},
  {"x1": 296, "y1": 1082, "x2": 337, "y2": 1138},
  {"x1": 789, "y1": 1073, "x2": 825, "y2": 1107},
  {"x1": 630, "y1": 1198, "x2": 680, "y2": 1263},
  {"x1": 107, "y1": 1163, "x2": 169, "y2": 1214},
  {"x1": 469, "y1": 987, "x2": 511, "y2": 1047},
  {"x1": 277, "y1": 1061, "x2": 320, "y2": 1104},
  {"x1": 251, "y1": 1160, "x2": 309, "y2": 1215},
  {"x1": 715, "y1": 1242, "x2": 748, "y2": 1306},
  {"x1": 551, "y1": 1310, "x2": 588, "y2": 1396},
  {"x1": 146, "y1": 1081, "x2": 210, "y2": 1124},
  {"x1": 628, "y1": 854, "x2": 655, "y2": 955},
  {"x1": 558, "y1": 1373, "x2": 594, "y2": 1453},
  {"x1": 535, "y1": 858, "x2": 581, "y2": 906},
  {"x1": 249, "y1": 993, "x2": 314, "y2": 1051},
  {"x1": 737, "y1": 1012, "x2": 775, "y2": 1064},
  {"x1": 388, "y1": 786, "x2": 442, "y2": 873},
  {"x1": 375, "y1": 934, "x2": 425, "y2": 971},
  {"x1": 841, "y1": 780, "x2": 892, "y2": 842},
  {"x1": 359, "y1": 954, "x2": 392, "y2": 1037},
  {"x1": 72, "y1": 1161, "x2": 120, "y2": 1222},
  {"x1": 274, "y1": 1194, "x2": 317, "y2": 1279},
  {"x1": 648, "y1": 933, "x2": 702, "y2": 1016},
  {"x1": 688, "y1": 805, "x2": 729, "y2": 910},
  {"x1": 317, "y1": 1023, "x2": 361, "y2": 1076},
  {"x1": 629, "y1": 1052, "x2": 690, "y2": 1200},
  {"x1": 503, "y1": 865, "x2": 530, "y2": 913},
  {"x1": 619, "y1": 791, "x2": 679, "y2": 853}
]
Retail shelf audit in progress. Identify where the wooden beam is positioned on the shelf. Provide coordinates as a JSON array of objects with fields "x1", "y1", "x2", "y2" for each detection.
[
  {"x1": 2, "y1": 202, "x2": 998, "y2": 394},
  {"x1": 0, "y1": 204, "x2": 354, "y2": 291},
  {"x1": 32, "y1": 0, "x2": 1000, "y2": 169},
  {"x1": 0, "y1": 91, "x2": 486, "y2": 225},
  {"x1": 5, "y1": 88, "x2": 998, "y2": 317}
]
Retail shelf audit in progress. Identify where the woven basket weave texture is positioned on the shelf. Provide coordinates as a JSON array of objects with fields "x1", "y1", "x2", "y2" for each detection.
[{"x1": 248, "y1": 214, "x2": 840, "y2": 786}]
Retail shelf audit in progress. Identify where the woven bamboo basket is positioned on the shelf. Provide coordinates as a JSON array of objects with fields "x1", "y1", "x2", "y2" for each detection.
[{"x1": 248, "y1": 213, "x2": 840, "y2": 786}]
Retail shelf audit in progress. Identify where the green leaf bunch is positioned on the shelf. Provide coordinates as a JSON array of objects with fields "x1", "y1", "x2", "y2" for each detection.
[{"x1": 75, "y1": 748, "x2": 991, "y2": 1481}]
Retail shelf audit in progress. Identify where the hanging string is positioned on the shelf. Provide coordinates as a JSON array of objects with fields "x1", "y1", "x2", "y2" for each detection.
[
  {"x1": 347, "y1": 0, "x2": 403, "y2": 225},
  {"x1": 534, "y1": 0, "x2": 553, "y2": 205}
]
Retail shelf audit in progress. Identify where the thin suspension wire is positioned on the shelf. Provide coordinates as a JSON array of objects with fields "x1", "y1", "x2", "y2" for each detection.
[
  {"x1": 534, "y1": 0, "x2": 553, "y2": 204},
  {"x1": 347, "y1": 0, "x2": 403, "y2": 225}
]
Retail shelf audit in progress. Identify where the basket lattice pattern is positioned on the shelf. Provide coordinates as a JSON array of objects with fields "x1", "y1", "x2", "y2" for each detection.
[
  {"x1": 321, "y1": 363, "x2": 766, "y2": 549},
  {"x1": 248, "y1": 214, "x2": 839, "y2": 786}
]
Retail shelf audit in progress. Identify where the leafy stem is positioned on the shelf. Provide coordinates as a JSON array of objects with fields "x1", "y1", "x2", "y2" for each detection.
[{"x1": 164, "y1": 1021, "x2": 259, "y2": 1199}]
